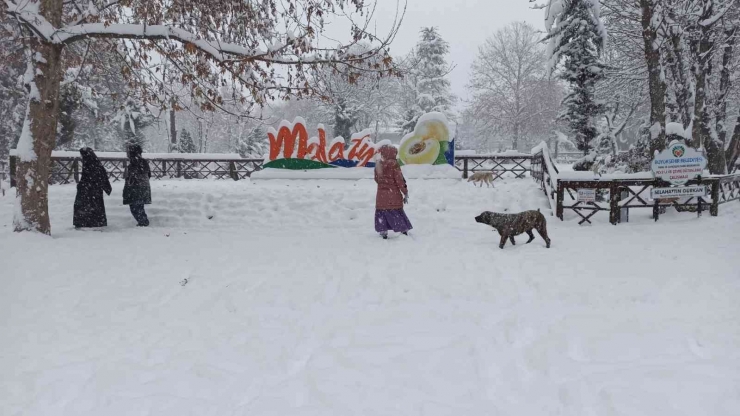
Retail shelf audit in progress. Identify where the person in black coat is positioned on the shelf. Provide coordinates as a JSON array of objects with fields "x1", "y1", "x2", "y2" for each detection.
[
  {"x1": 73, "y1": 148, "x2": 112, "y2": 228},
  {"x1": 123, "y1": 144, "x2": 152, "y2": 226}
]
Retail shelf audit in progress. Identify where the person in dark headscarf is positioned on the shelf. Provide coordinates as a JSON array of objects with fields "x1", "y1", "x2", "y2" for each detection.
[
  {"x1": 73, "y1": 147, "x2": 112, "y2": 228},
  {"x1": 123, "y1": 144, "x2": 152, "y2": 226}
]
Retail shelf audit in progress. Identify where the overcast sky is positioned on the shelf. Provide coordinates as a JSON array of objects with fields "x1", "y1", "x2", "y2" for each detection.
[{"x1": 347, "y1": 0, "x2": 546, "y2": 109}]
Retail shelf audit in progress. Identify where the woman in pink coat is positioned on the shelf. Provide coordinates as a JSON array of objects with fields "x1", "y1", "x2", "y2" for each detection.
[{"x1": 374, "y1": 145, "x2": 412, "y2": 239}]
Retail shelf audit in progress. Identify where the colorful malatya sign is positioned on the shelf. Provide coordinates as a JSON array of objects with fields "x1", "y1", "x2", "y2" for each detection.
[{"x1": 263, "y1": 112, "x2": 454, "y2": 169}]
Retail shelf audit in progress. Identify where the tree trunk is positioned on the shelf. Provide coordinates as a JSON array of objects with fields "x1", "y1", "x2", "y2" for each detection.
[
  {"x1": 715, "y1": 27, "x2": 735, "y2": 145},
  {"x1": 664, "y1": 7, "x2": 693, "y2": 129},
  {"x1": 513, "y1": 121, "x2": 519, "y2": 152},
  {"x1": 640, "y1": 0, "x2": 667, "y2": 156},
  {"x1": 691, "y1": 2, "x2": 714, "y2": 151},
  {"x1": 706, "y1": 136, "x2": 727, "y2": 174},
  {"x1": 706, "y1": 27, "x2": 736, "y2": 175},
  {"x1": 726, "y1": 109, "x2": 740, "y2": 173},
  {"x1": 14, "y1": 0, "x2": 64, "y2": 234}
]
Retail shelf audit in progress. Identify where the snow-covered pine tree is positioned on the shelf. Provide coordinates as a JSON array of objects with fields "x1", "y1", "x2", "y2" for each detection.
[
  {"x1": 398, "y1": 27, "x2": 455, "y2": 134},
  {"x1": 333, "y1": 98, "x2": 357, "y2": 142},
  {"x1": 113, "y1": 100, "x2": 153, "y2": 150},
  {"x1": 179, "y1": 129, "x2": 197, "y2": 153},
  {"x1": 545, "y1": 0, "x2": 607, "y2": 156},
  {"x1": 235, "y1": 126, "x2": 267, "y2": 158}
]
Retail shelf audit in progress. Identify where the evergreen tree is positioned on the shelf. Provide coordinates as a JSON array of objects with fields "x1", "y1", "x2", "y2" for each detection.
[
  {"x1": 398, "y1": 27, "x2": 455, "y2": 134},
  {"x1": 545, "y1": 0, "x2": 606, "y2": 155},
  {"x1": 398, "y1": 108, "x2": 419, "y2": 136},
  {"x1": 333, "y1": 98, "x2": 357, "y2": 142},
  {"x1": 180, "y1": 129, "x2": 197, "y2": 153},
  {"x1": 416, "y1": 27, "x2": 454, "y2": 114},
  {"x1": 114, "y1": 99, "x2": 154, "y2": 150},
  {"x1": 236, "y1": 126, "x2": 267, "y2": 157}
]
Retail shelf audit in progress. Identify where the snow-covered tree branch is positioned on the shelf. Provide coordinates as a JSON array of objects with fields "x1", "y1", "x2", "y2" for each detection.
[{"x1": 2, "y1": 0, "x2": 405, "y2": 234}]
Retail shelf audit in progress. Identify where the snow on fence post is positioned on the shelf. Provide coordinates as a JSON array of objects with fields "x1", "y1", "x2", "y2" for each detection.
[{"x1": 530, "y1": 142, "x2": 560, "y2": 216}]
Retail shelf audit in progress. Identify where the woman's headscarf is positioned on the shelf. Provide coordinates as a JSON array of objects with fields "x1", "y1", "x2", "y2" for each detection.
[
  {"x1": 127, "y1": 144, "x2": 143, "y2": 160},
  {"x1": 127, "y1": 144, "x2": 147, "y2": 175},
  {"x1": 80, "y1": 147, "x2": 105, "y2": 177},
  {"x1": 375, "y1": 145, "x2": 399, "y2": 176}
]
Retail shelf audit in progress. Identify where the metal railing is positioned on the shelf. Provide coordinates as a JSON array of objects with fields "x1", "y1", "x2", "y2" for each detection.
[
  {"x1": 454, "y1": 154, "x2": 532, "y2": 180},
  {"x1": 9, "y1": 153, "x2": 535, "y2": 186},
  {"x1": 8, "y1": 154, "x2": 265, "y2": 187}
]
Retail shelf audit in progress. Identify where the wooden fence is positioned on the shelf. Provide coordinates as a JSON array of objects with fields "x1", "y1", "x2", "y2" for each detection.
[
  {"x1": 8, "y1": 153, "x2": 534, "y2": 186},
  {"x1": 6, "y1": 151, "x2": 740, "y2": 224},
  {"x1": 556, "y1": 175, "x2": 740, "y2": 224},
  {"x1": 8, "y1": 154, "x2": 265, "y2": 187},
  {"x1": 530, "y1": 147, "x2": 559, "y2": 214},
  {"x1": 455, "y1": 154, "x2": 532, "y2": 180},
  {"x1": 531, "y1": 144, "x2": 740, "y2": 224}
]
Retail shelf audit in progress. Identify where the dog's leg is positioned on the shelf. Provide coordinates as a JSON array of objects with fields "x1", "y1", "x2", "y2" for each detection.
[
  {"x1": 536, "y1": 226, "x2": 551, "y2": 248},
  {"x1": 526, "y1": 230, "x2": 535, "y2": 244},
  {"x1": 509, "y1": 235, "x2": 516, "y2": 245},
  {"x1": 499, "y1": 234, "x2": 507, "y2": 249}
]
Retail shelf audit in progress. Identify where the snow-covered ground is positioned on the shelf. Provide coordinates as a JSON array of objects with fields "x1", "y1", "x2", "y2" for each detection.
[{"x1": 1, "y1": 178, "x2": 739, "y2": 416}]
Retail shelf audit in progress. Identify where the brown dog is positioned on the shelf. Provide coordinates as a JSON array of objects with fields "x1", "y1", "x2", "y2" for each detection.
[
  {"x1": 467, "y1": 172, "x2": 496, "y2": 187},
  {"x1": 475, "y1": 209, "x2": 551, "y2": 249}
]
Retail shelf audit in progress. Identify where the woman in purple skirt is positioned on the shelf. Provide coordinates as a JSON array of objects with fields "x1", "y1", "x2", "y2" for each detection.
[{"x1": 374, "y1": 145, "x2": 412, "y2": 239}]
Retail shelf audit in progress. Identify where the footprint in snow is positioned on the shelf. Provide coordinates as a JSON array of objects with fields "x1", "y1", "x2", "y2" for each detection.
[{"x1": 688, "y1": 337, "x2": 712, "y2": 359}]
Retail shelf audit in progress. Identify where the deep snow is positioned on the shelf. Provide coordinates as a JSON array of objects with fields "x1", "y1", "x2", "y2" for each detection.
[{"x1": 1, "y1": 178, "x2": 739, "y2": 416}]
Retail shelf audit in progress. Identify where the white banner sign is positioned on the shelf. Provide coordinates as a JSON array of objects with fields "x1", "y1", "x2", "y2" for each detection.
[
  {"x1": 651, "y1": 141, "x2": 707, "y2": 185},
  {"x1": 577, "y1": 189, "x2": 596, "y2": 202},
  {"x1": 651, "y1": 186, "x2": 707, "y2": 199}
]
